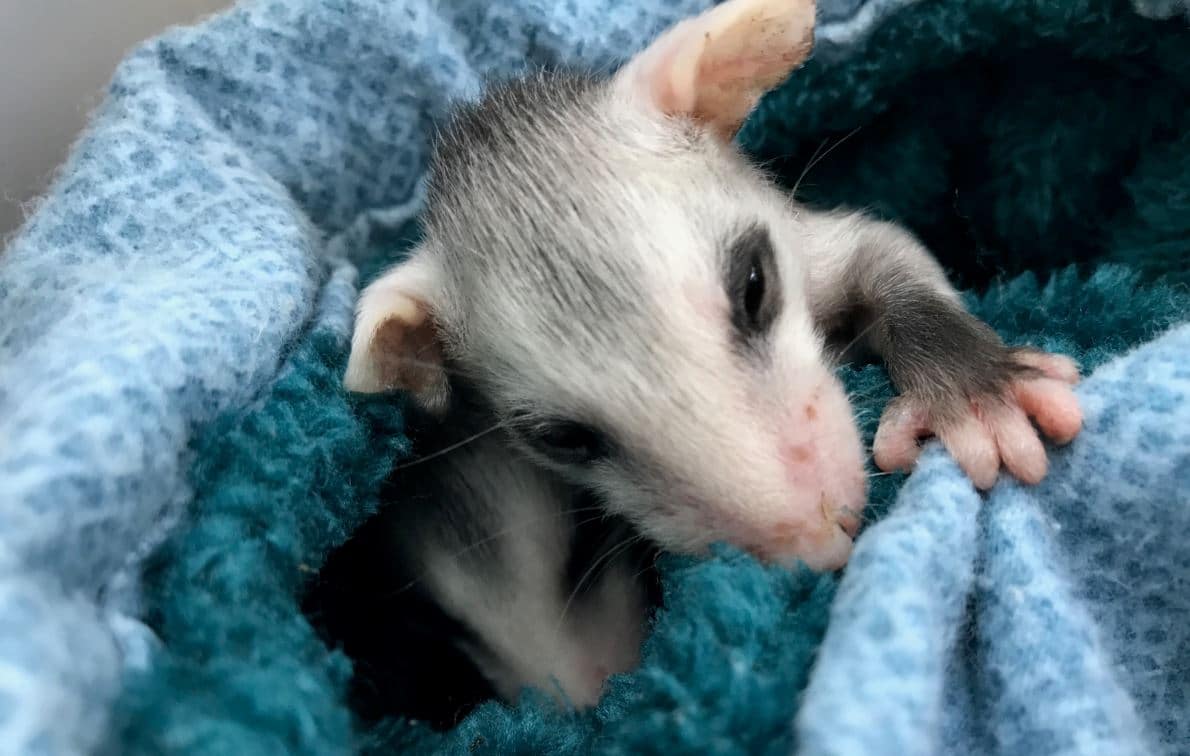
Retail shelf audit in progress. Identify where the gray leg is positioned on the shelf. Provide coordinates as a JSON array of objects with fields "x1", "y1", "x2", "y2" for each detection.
[{"x1": 802, "y1": 210, "x2": 1082, "y2": 489}]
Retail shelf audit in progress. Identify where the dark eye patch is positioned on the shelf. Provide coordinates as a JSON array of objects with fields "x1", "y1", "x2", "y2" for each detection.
[
  {"x1": 509, "y1": 412, "x2": 612, "y2": 466},
  {"x1": 725, "y1": 225, "x2": 782, "y2": 342}
]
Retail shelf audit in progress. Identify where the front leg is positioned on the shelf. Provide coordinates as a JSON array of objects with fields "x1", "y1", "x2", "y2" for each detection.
[{"x1": 801, "y1": 210, "x2": 1083, "y2": 489}]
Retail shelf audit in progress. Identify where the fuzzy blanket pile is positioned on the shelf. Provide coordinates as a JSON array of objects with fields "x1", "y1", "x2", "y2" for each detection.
[{"x1": 0, "y1": 0, "x2": 1186, "y2": 754}]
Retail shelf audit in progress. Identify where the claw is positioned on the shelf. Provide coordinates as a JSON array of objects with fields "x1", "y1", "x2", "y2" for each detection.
[
  {"x1": 873, "y1": 349, "x2": 1083, "y2": 488},
  {"x1": 1014, "y1": 377, "x2": 1083, "y2": 444}
]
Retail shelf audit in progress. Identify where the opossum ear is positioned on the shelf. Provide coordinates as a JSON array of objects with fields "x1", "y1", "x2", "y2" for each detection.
[
  {"x1": 344, "y1": 251, "x2": 450, "y2": 413},
  {"x1": 614, "y1": 0, "x2": 816, "y2": 141}
]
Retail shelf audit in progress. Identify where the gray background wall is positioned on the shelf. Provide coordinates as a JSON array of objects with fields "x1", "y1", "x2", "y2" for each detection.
[{"x1": 0, "y1": 0, "x2": 233, "y2": 238}]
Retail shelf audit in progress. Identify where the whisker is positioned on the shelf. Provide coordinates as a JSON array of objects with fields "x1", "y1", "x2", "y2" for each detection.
[
  {"x1": 791, "y1": 125, "x2": 864, "y2": 201},
  {"x1": 836, "y1": 508, "x2": 874, "y2": 528},
  {"x1": 831, "y1": 318, "x2": 882, "y2": 366},
  {"x1": 553, "y1": 534, "x2": 643, "y2": 637},
  {"x1": 388, "y1": 421, "x2": 508, "y2": 471},
  {"x1": 790, "y1": 136, "x2": 830, "y2": 200},
  {"x1": 847, "y1": 389, "x2": 887, "y2": 404},
  {"x1": 629, "y1": 548, "x2": 663, "y2": 583}
]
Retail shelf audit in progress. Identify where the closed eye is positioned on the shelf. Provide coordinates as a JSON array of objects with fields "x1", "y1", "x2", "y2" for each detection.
[
  {"x1": 511, "y1": 413, "x2": 612, "y2": 466},
  {"x1": 725, "y1": 225, "x2": 782, "y2": 341}
]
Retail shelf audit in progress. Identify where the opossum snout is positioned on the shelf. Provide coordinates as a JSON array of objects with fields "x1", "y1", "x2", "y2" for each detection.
[
  {"x1": 773, "y1": 520, "x2": 856, "y2": 573},
  {"x1": 752, "y1": 378, "x2": 868, "y2": 571},
  {"x1": 751, "y1": 499, "x2": 857, "y2": 572}
]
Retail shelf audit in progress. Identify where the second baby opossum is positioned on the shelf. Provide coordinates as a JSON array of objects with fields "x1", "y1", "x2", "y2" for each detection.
[
  {"x1": 343, "y1": 0, "x2": 1083, "y2": 572},
  {"x1": 305, "y1": 394, "x2": 657, "y2": 726}
]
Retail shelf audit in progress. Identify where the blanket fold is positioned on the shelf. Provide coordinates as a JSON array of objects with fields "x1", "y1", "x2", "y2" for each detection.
[
  {"x1": 0, "y1": 0, "x2": 1186, "y2": 754},
  {"x1": 799, "y1": 325, "x2": 1190, "y2": 756}
]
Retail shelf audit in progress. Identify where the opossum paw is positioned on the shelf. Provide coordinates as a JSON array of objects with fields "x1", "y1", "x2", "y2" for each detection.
[{"x1": 872, "y1": 349, "x2": 1082, "y2": 490}]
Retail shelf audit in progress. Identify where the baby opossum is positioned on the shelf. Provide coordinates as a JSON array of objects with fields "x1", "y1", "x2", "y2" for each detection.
[
  {"x1": 344, "y1": 0, "x2": 1083, "y2": 571},
  {"x1": 304, "y1": 396, "x2": 657, "y2": 727}
]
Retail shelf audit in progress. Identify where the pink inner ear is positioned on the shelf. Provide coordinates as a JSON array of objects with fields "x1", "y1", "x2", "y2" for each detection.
[
  {"x1": 619, "y1": 0, "x2": 816, "y2": 139},
  {"x1": 370, "y1": 310, "x2": 443, "y2": 394}
]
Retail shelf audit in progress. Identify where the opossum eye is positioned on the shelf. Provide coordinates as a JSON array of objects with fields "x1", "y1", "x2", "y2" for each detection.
[
  {"x1": 726, "y1": 225, "x2": 781, "y2": 340},
  {"x1": 744, "y1": 262, "x2": 766, "y2": 325},
  {"x1": 521, "y1": 417, "x2": 610, "y2": 465}
]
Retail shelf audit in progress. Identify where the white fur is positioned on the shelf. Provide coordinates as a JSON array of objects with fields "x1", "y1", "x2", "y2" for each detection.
[{"x1": 407, "y1": 448, "x2": 649, "y2": 707}]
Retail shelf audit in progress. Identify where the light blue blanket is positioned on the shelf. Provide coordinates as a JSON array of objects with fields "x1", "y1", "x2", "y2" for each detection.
[
  {"x1": 0, "y1": 0, "x2": 1186, "y2": 753},
  {"x1": 799, "y1": 324, "x2": 1190, "y2": 755}
]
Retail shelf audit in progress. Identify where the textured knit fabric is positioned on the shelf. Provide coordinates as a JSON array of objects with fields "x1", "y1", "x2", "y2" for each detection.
[
  {"x1": 797, "y1": 325, "x2": 1190, "y2": 756},
  {"x1": 0, "y1": 0, "x2": 1186, "y2": 754}
]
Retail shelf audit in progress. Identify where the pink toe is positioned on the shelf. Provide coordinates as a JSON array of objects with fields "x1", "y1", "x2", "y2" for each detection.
[
  {"x1": 874, "y1": 398, "x2": 928, "y2": 472},
  {"x1": 989, "y1": 405, "x2": 1047, "y2": 485},
  {"x1": 1015, "y1": 379, "x2": 1083, "y2": 444},
  {"x1": 939, "y1": 411, "x2": 999, "y2": 490}
]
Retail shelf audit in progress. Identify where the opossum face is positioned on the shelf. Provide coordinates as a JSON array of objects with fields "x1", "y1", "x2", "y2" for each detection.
[{"x1": 347, "y1": 0, "x2": 865, "y2": 570}]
